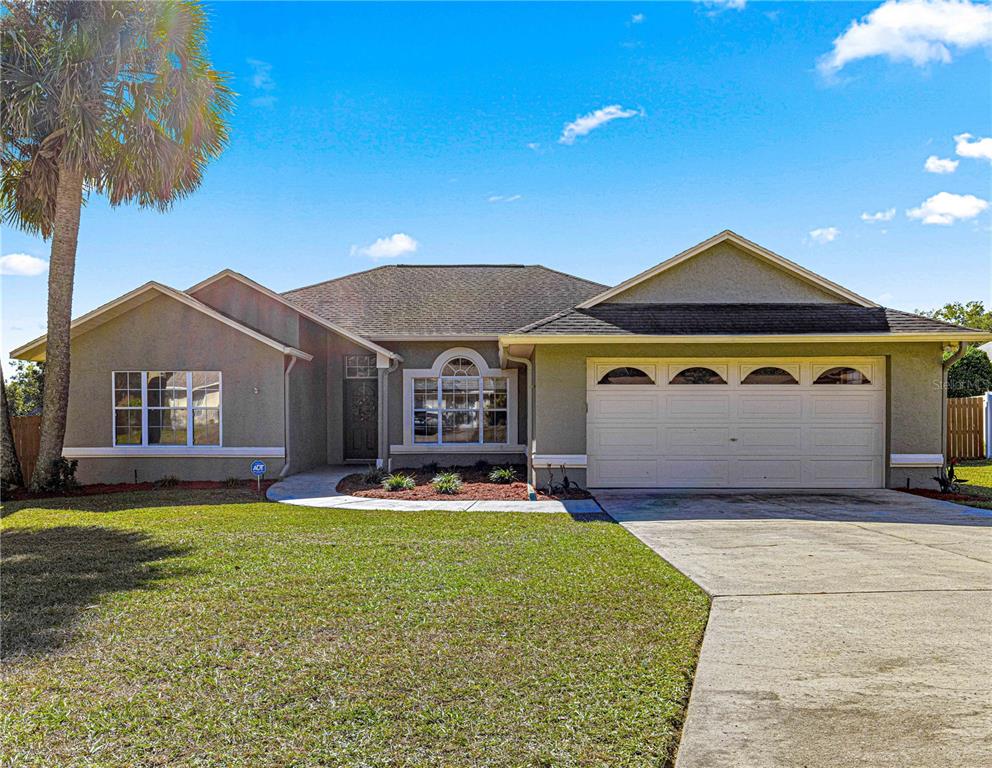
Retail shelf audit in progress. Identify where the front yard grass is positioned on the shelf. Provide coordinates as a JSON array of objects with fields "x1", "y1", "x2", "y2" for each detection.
[
  {"x1": 1, "y1": 490, "x2": 708, "y2": 767},
  {"x1": 952, "y1": 460, "x2": 992, "y2": 509}
]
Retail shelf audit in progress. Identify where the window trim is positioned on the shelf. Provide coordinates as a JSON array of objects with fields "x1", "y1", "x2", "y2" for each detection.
[
  {"x1": 112, "y1": 370, "x2": 223, "y2": 448},
  {"x1": 399, "y1": 347, "x2": 519, "y2": 451}
]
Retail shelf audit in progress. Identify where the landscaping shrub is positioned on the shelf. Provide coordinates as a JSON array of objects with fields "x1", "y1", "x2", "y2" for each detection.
[
  {"x1": 488, "y1": 466, "x2": 517, "y2": 484},
  {"x1": 431, "y1": 471, "x2": 463, "y2": 495},
  {"x1": 223, "y1": 477, "x2": 243, "y2": 488},
  {"x1": 155, "y1": 475, "x2": 180, "y2": 489},
  {"x1": 382, "y1": 473, "x2": 416, "y2": 492},
  {"x1": 362, "y1": 465, "x2": 387, "y2": 484}
]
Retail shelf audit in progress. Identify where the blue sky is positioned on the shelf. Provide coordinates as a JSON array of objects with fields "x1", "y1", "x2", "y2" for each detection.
[{"x1": 2, "y1": 1, "x2": 991, "y2": 371}]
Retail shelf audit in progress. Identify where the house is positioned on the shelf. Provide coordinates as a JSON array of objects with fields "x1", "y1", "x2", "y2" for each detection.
[{"x1": 11, "y1": 230, "x2": 989, "y2": 490}]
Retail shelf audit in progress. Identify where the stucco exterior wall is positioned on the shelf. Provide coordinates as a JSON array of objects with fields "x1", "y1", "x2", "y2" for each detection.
[
  {"x1": 325, "y1": 335, "x2": 375, "y2": 465},
  {"x1": 190, "y1": 276, "x2": 301, "y2": 347},
  {"x1": 64, "y1": 294, "x2": 287, "y2": 484},
  {"x1": 287, "y1": 316, "x2": 328, "y2": 472},
  {"x1": 607, "y1": 242, "x2": 845, "y2": 304},
  {"x1": 531, "y1": 341, "x2": 944, "y2": 489},
  {"x1": 378, "y1": 340, "x2": 526, "y2": 469}
]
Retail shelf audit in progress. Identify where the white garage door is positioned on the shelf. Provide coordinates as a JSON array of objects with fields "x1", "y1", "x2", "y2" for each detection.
[{"x1": 586, "y1": 358, "x2": 885, "y2": 488}]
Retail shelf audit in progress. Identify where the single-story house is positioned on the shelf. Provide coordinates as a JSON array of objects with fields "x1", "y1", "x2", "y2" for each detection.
[{"x1": 12, "y1": 230, "x2": 989, "y2": 489}]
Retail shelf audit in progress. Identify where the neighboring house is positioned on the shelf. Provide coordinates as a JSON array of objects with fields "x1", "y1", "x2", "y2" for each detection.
[{"x1": 11, "y1": 230, "x2": 989, "y2": 489}]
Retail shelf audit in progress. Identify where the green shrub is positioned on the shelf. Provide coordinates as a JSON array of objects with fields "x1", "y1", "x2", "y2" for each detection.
[
  {"x1": 431, "y1": 471, "x2": 463, "y2": 495},
  {"x1": 362, "y1": 465, "x2": 387, "y2": 484},
  {"x1": 382, "y1": 473, "x2": 416, "y2": 492},
  {"x1": 488, "y1": 466, "x2": 517, "y2": 484},
  {"x1": 155, "y1": 475, "x2": 181, "y2": 488}
]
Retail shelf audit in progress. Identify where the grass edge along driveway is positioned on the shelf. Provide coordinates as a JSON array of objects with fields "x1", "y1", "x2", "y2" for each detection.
[{"x1": 1, "y1": 490, "x2": 709, "y2": 768}]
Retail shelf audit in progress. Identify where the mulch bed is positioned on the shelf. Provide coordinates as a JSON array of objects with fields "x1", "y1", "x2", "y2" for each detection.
[
  {"x1": 337, "y1": 465, "x2": 592, "y2": 501},
  {"x1": 899, "y1": 488, "x2": 985, "y2": 504},
  {"x1": 3, "y1": 479, "x2": 274, "y2": 502}
]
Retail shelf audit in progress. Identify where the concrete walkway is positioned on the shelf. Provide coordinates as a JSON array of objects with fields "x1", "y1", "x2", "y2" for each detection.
[
  {"x1": 266, "y1": 465, "x2": 602, "y2": 514},
  {"x1": 596, "y1": 489, "x2": 992, "y2": 768}
]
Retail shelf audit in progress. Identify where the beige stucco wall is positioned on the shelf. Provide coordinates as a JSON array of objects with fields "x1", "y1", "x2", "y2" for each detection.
[
  {"x1": 325, "y1": 335, "x2": 375, "y2": 465},
  {"x1": 378, "y1": 340, "x2": 527, "y2": 469},
  {"x1": 531, "y1": 341, "x2": 944, "y2": 489},
  {"x1": 191, "y1": 276, "x2": 301, "y2": 347},
  {"x1": 64, "y1": 294, "x2": 287, "y2": 484},
  {"x1": 608, "y1": 242, "x2": 845, "y2": 304},
  {"x1": 287, "y1": 316, "x2": 328, "y2": 472}
]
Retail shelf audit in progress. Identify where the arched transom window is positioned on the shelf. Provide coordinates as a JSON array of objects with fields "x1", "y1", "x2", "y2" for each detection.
[
  {"x1": 814, "y1": 366, "x2": 871, "y2": 385},
  {"x1": 598, "y1": 367, "x2": 655, "y2": 385},
  {"x1": 741, "y1": 366, "x2": 799, "y2": 385},
  {"x1": 413, "y1": 353, "x2": 508, "y2": 444},
  {"x1": 670, "y1": 367, "x2": 727, "y2": 385}
]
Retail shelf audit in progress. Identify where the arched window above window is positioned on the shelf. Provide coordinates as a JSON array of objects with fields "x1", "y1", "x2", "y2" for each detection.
[
  {"x1": 598, "y1": 367, "x2": 655, "y2": 385},
  {"x1": 670, "y1": 367, "x2": 727, "y2": 385},
  {"x1": 741, "y1": 366, "x2": 799, "y2": 385},
  {"x1": 442, "y1": 357, "x2": 479, "y2": 377},
  {"x1": 814, "y1": 366, "x2": 871, "y2": 385}
]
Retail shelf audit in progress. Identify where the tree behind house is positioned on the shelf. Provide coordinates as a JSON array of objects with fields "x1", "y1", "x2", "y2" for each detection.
[{"x1": 1, "y1": 1, "x2": 233, "y2": 489}]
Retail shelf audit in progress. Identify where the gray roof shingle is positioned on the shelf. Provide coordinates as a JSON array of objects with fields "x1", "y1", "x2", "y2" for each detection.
[
  {"x1": 282, "y1": 265, "x2": 606, "y2": 337},
  {"x1": 513, "y1": 303, "x2": 983, "y2": 336}
]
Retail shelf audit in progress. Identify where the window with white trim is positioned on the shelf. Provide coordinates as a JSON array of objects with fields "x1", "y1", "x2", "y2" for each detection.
[
  {"x1": 113, "y1": 371, "x2": 221, "y2": 447},
  {"x1": 412, "y1": 357, "x2": 509, "y2": 445}
]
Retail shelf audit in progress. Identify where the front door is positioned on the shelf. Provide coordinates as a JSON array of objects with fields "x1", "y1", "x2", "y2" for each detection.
[{"x1": 344, "y1": 355, "x2": 379, "y2": 460}]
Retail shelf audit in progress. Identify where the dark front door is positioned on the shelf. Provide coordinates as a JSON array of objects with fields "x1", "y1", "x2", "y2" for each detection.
[{"x1": 344, "y1": 371, "x2": 378, "y2": 461}]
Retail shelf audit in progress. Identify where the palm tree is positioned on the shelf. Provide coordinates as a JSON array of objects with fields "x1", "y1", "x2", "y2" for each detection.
[
  {"x1": 1, "y1": 1, "x2": 233, "y2": 489},
  {"x1": 1, "y1": 368, "x2": 24, "y2": 490}
]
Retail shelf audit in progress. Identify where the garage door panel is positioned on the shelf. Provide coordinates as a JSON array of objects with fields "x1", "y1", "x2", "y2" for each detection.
[
  {"x1": 590, "y1": 394, "x2": 658, "y2": 421},
  {"x1": 662, "y1": 459, "x2": 731, "y2": 486},
  {"x1": 665, "y1": 394, "x2": 731, "y2": 419},
  {"x1": 664, "y1": 426, "x2": 731, "y2": 453},
  {"x1": 808, "y1": 426, "x2": 878, "y2": 455},
  {"x1": 807, "y1": 394, "x2": 880, "y2": 421},
  {"x1": 733, "y1": 458, "x2": 803, "y2": 485},
  {"x1": 737, "y1": 394, "x2": 803, "y2": 420},
  {"x1": 591, "y1": 426, "x2": 659, "y2": 455},
  {"x1": 591, "y1": 459, "x2": 657, "y2": 487},
  {"x1": 737, "y1": 426, "x2": 803, "y2": 453},
  {"x1": 805, "y1": 458, "x2": 878, "y2": 487}
]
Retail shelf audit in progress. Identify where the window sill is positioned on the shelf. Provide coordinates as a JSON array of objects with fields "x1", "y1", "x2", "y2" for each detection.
[
  {"x1": 390, "y1": 444, "x2": 526, "y2": 454},
  {"x1": 63, "y1": 446, "x2": 285, "y2": 458}
]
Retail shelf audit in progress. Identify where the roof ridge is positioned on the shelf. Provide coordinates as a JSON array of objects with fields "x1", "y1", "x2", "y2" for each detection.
[
  {"x1": 282, "y1": 264, "x2": 393, "y2": 296},
  {"x1": 531, "y1": 264, "x2": 608, "y2": 290}
]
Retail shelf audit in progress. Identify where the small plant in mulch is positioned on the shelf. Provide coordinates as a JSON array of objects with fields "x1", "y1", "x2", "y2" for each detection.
[
  {"x1": 934, "y1": 459, "x2": 967, "y2": 494},
  {"x1": 431, "y1": 471, "x2": 463, "y2": 495},
  {"x1": 155, "y1": 475, "x2": 181, "y2": 489},
  {"x1": 382, "y1": 473, "x2": 417, "y2": 492},
  {"x1": 488, "y1": 466, "x2": 517, "y2": 484},
  {"x1": 362, "y1": 465, "x2": 388, "y2": 485},
  {"x1": 223, "y1": 477, "x2": 244, "y2": 488}
]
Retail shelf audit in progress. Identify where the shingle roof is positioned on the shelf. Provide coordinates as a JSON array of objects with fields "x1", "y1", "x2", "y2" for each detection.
[
  {"x1": 513, "y1": 303, "x2": 984, "y2": 336},
  {"x1": 282, "y1": 265, "x2": 607, "y2": 337}
]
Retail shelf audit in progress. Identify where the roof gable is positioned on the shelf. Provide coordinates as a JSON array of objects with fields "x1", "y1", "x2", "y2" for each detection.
[
  {"x1": 10, "y1": 282, "x2": 313, "y2": 362},
  {"x1": 578, "y1": 231, "x2": 876, "y2": 308}
]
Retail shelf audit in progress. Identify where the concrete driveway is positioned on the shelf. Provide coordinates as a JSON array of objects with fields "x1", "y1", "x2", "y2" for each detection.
[{"x1": 596, "y1": 489, "x2": 992, "y2": 768}]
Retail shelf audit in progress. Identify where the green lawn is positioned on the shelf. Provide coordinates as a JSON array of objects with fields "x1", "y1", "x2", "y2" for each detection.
[
  {"x1": 1, "y1": 490, "x2": 708, "y2": 767},
  {"x1": 954, "y1": 460, "x2": 992, "y2": 508}
]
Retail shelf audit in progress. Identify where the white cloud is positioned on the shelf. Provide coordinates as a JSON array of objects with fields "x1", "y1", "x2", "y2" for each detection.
[
  {"x1": 487, "y1": 194, "x2": 523, "y2": 203},
  {"x1": 247, "y1": 58, "x2": 275, "y2": 90},
  {"x1": 526, "y1": 142, "x2": 541, "y2": 151},
  {"x1": 924, "y1": 155, "x2": 959, "y2": 173},
  {"x1": 0, "y1": 253, "x2": 48, "y2": 276},
  {"x1": 630, "y1": 13, "x2": 645, "y2": 24},
  {"x1": 906, "y1": 191, "x2": 989, "y2": 224},
  {"x1": 861, "y1": 208, "x2": 897, "y2": 222},
  {"x1": 351, "y1": 233, "x2": 419, "y2": 260},
  {"x1": 955, "y1": 132, "x2": 992, "y2": 161},
  {"x1": 698, "y1": 0, "x2": 747, "y2": 11},
  {"x1": 809, "y1": 227, "x2": 841, "y2": 243},
  {"x1": 818, "y1": 0, "x2": 992, "y2": 75},
  {"x1": 559, "y1": 105, "x2": 642, "y2": 145}
]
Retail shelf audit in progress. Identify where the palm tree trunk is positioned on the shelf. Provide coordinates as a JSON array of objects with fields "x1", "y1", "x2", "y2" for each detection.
[
  {"x1": 1, "y1": 368, "x2": 23, "y2": 490},
  {"x1": 30, "y1": 161, "x2": 84, "y2": 490}
]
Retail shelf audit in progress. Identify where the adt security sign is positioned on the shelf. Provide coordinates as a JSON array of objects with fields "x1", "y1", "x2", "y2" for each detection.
[{"x1": 250, "y1": 460, "x2": 267, "y2": 493}]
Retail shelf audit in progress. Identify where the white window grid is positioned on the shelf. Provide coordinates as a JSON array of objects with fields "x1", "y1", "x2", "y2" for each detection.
[{"x1": 112, "y1": 371, "x2": 223, "y2": 447}]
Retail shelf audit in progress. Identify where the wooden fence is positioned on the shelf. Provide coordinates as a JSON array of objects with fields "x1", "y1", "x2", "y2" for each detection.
[
  {"x1": 947, "y1": 396, "x2": 985, "y2": 460},
  {"x1": 10, "y1": 415, "x2": 41, "y2": 482}
]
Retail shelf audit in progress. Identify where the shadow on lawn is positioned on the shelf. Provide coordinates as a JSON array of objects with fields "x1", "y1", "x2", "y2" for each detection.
[{"x1": 1, "y1": 526, "x2": 190, "y2": 659}]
